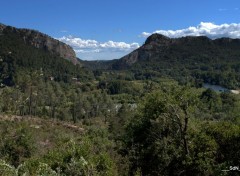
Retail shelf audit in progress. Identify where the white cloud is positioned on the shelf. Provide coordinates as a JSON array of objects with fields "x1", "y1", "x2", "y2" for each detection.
[
  {"x1": 58, "y1": 35, "x2": 139, "y2": 51},
  {"x1": 58, "y1": 36, "x2": 98, "y2": 49},
  {"x1": 140, "y1": 22, "x2": 240, "y2": 39},
  {"x1": 57, "y1": 35, "x2": 140, "y2": 60},
  {"x1": 75, "y1": 49, "x2": 100, "y2": 53},
  {"x1": 99, "y1": 41, "x2": 139, "y2": 50}
]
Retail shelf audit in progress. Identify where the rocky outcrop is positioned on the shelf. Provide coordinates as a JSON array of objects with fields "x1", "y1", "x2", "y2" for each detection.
[
  {"x1": 0, "y1": 23, "x2": 78, "y2": 64},
  {"x1": 112, "y1": 34, "x2": 174, "y2": 69},
  {"x1": 0, "y1": 23, "x2": 6, "y2": 32},
  {"x1": 144, "y1": 33, "x2": 172, "y2": 46}
]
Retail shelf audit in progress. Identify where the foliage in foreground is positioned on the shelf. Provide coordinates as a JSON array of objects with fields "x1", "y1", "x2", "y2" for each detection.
[
  {"x1": 123, "y1": 86, "x2": 240, "y2": 175},
  {"x1": 0, "y1": 120, "x2": 121, "y2": 176},
  {"x1": 0, "y1": 84, "x2": 239, "y2": 176}
]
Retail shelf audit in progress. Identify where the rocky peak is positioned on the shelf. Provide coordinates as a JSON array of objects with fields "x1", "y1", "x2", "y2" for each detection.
[
  {"x1": 1, "y1": 23, "x2": 78, "y2": 64},
  {"x1": 144, "y1": 33, "x2": 172, "y2": 46},
  {"x1": 0, "y1": 23, "x2": 6, "y2": 32}
]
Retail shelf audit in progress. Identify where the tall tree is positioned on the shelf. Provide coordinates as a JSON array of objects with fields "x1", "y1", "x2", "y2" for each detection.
[{"x1": 124, "y1": 86, "x2": 199, "y2": 175}]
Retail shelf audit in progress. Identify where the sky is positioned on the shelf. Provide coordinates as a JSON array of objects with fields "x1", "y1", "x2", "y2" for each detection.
[{"x1": 0, "y1": 0, "x2": 240, "y2": 60}]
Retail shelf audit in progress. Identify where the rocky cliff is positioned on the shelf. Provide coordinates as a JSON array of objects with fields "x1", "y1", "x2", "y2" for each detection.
[{"x1": 0, "y1": 23, "x2": 78, "y2": 64}]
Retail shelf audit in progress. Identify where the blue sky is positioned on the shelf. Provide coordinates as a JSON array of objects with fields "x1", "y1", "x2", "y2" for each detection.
[{"x1": 0, "y1": 0, "x2": 240, "y2": 60}]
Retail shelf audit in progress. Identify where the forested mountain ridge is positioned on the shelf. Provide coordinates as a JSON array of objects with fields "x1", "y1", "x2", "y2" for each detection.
[
  {"x1": 0, "y1": 23, "x2": 78, "y2": 64},
  {"x1": 110, "y1": 33, "x2": 240, "y2": 89},
  {"x1": 0, "y1": 23, "x2": 93, "y2": 86},
  {"x1": 114, "y1": 33, "x2": 240, "y2": 68}
]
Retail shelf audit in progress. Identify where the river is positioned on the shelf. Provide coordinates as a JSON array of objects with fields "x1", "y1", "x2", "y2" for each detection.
[{"x1": 203, "y1": 83, "x2": 229, "y2": 93}]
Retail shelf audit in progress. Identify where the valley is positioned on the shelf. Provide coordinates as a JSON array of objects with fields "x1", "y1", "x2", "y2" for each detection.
[{"x1": 0, "y1": 23, "x2": 239, "y2": 175}]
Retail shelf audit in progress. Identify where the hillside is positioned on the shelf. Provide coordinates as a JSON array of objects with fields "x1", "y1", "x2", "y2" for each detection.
[
  {"x1": 111, "y1": 34, "x2": 240, "y2": 89},
  {"x1": 0, "y1": 23, "x2": 78, "y2": 64},
  {"x1": 0, "y1": 115, "x2": 120, "y2": 175},
  {"x1": 0, "y1": 24, "x2": 93, "y2": 87}
]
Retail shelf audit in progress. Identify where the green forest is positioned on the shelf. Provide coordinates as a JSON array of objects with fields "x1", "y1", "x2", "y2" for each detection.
[{"x1": 0, "y1": 28, "x2": 239, "y2": 176}]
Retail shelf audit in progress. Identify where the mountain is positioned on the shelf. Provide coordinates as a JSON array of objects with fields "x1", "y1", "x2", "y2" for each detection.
[
  {"x1": 112, "y1": 33, "x2": 240, "y2": 69},
  {"x1": 0, "y1": 23, "x2": 93, "y2": 86},
  {"x1": 0, "y1": 23, "x2": 78, "y2": 64},
  {"x1": 110, "y1": 34, "x2": 240, "y2": 88}
]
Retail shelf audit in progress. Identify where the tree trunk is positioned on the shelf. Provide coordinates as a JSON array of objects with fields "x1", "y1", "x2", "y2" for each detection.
[
  {"x1": 29, "y1": 86, "x2": 32, "y2": 117},
  {"x1": 183, "y1": 109, "x2": 189, "y2": 155}
]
